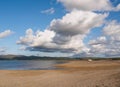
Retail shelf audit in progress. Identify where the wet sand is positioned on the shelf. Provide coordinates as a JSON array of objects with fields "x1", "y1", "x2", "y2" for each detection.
[{"x1": 0, "y1": 60, "x2": 120, "y2": 87}]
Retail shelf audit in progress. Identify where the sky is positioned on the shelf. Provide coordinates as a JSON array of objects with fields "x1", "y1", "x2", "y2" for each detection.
[{"x1": 0, "y1": 0, "x2": 120, "y2": 57}]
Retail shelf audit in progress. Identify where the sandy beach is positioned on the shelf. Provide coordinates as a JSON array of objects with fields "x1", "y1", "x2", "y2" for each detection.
[{"x1": 0, "y1": 60, "x2": 120, "y2": 87}]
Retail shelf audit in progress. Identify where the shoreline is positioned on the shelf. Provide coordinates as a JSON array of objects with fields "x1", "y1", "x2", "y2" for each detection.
[
  {"x1": 0, "y1": 60, "x2": 119, "y2": 87},
  {"x1": 56, "y1": 60, "x2": 120, "y2": 70}
]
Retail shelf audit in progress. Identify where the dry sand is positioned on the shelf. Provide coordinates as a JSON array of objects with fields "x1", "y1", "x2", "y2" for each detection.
[{"x1": 0, "y1": 60, "x2": 120, "y2": 87}]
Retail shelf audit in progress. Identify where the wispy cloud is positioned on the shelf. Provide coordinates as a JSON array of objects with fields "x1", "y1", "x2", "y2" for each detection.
[
  {"x1": 0, "y1": 30, "x2": 13, "y2": 39},
  {"x1": 0, "y1": 47, "x2": 6, "y2": 52},
  {"x1": 41, "y1": 7, "x2": 55, "y2": 14}
]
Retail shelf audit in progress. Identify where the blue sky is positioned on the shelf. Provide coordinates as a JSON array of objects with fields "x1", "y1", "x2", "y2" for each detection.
[
  {"x1": 0, "y1": 0, "x2": 120, "y2": 57},
  {"x1": 0, "y1": 0, "x2": 64, "y2": 56}
]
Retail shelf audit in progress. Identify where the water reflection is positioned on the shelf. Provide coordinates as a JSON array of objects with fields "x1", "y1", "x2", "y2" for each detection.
[{"x1": 0, "y1": 60, "x2": 64, "y2": 70}]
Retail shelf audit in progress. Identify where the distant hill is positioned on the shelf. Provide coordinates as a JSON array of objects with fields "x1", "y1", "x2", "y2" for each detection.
[
  {"x1": 0, "y1": 55, "x2": 120, "y2": 60},
  {"x1": 0, "y1": 54, "x2": 23, "y2": 59},
  {"x1": 0, "y1": 55, "x2": 71, "y2": 60}
]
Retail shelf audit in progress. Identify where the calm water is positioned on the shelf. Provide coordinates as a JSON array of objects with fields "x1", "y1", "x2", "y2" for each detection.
[{"x1": 0, "y1": 60, "x2": 65, "y2": 70}]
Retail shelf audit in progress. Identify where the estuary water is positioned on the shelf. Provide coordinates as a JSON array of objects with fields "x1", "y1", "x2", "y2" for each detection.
[{"x1": 0, "y1": 60, "x2": 64, "y2": 70}]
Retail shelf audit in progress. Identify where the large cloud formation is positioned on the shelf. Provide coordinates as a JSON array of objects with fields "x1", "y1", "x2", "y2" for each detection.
[
  {"x1": 17, "y1": 0, "x2": 120, "y2": 57},
  {"x1": 88, "y1": 21, "x2": 120, "y2": 57},
  {"x1": 58, "y1": 0, "x2": 120, "y2": 11},
  {"x1": 50, "y1": 10, "x2": 107, "y2": 36},
  {"x1": 17, "y1": 10, "x2": 107, "y2": 53}
]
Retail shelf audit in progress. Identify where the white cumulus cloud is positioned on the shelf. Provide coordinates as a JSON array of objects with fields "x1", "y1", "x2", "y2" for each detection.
[
  {"x1": 17, "y1": 10, "x2": 107, "y2": 54},
  {"x1": 87, "y1": 21, "x2": 120, "y2": 57},
  {"x1": 0, "y1": 30, "x2": 13, "y2": 39},
  {"x1": 17, "y1": 0, "x2": 120, "y2": 57},
  {"x1": 58, "y1": 0, "x2": 120, "y2": 11},
  {"x1": 49, "y1": 10, "x2": 107, "y2": 36}
]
